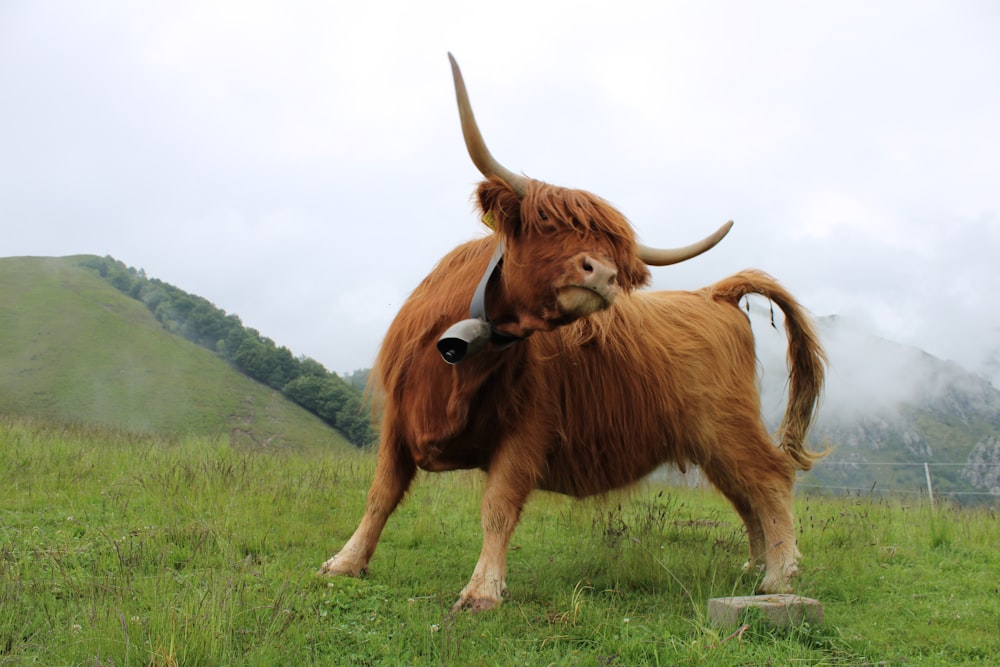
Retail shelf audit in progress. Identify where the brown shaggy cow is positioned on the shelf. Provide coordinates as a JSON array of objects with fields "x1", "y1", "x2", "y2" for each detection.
[{"x1": 320, "y1": 54, "x2": 826, "y2": 612}]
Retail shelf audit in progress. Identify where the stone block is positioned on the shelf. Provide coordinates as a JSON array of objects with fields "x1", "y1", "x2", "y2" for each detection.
[{"x1": 707, "y1": 594, "x2": 824, "y2": 629}]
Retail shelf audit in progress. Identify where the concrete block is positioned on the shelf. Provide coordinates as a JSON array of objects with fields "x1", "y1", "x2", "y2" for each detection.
[{"x1": 708, "y1": 594, "x2": 824, "y2": 629}]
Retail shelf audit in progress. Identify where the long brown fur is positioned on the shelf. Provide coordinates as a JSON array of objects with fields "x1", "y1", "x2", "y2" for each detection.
[{"x1": 320, "y1": 177, "x2": 826, "y2": 610}]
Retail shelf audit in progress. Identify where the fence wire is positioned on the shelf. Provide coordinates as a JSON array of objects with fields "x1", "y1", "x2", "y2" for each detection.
[
  {"x1": 658, "y1": 461, "x2": 1000, "y2": 502},
  {"x1": 799, "y1": 460, "x2": 1000, "y2": 500}
]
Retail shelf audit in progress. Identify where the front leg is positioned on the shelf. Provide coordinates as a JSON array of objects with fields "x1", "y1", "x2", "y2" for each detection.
[
  {"x1": 319, "y1": 433, "x2": 415, "y2": 577},
  {"x1": 451, "y1": 525, "x2": 513, "y2": 612},
  {"x1": 451, "y1": 442, "x2": 542, "y2": 612}
]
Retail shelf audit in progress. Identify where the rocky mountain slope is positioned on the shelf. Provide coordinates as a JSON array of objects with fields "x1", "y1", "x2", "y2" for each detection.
[{"x1": 752, "y1": 307, "x2": 1000, "y2": 504}]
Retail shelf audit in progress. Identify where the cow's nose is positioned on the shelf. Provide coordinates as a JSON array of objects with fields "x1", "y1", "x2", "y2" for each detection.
[{"x1": 579, "y1": 255, "x2": 617, "y2": 291}]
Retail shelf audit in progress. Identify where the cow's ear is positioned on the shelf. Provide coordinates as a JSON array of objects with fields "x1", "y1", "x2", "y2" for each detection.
[{"x1": 476, "y1": 179, "x2": 523, "y2": 237}]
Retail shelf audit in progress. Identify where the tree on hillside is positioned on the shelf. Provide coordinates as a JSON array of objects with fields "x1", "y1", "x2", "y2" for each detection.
[
  {"x1": 299, "y1": 356, "x2": 329, "y2": 379},
  {"x1": 231, "y1": 331, "x2": 299, "y2": 390},
  {"x1": 344, "y1": 368, "x2": 372, "y2": 391},
  {"x1": 336, "y1": 394, "x2": 375, "y2": 446},
  {"x1": 283, "y1": 376, "x2": 341, "y2": 422}
]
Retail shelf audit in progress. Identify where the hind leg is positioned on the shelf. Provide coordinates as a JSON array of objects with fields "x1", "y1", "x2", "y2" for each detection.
[
  {"x1": 319, "y1": 432, "x2": 416, "y2": 577},
  {"x1": 730, "y1": 497, "x2": 767, "y2": 571},
  {"x1": 701, "y1": 429, "x2": 800, "y2": 593}
]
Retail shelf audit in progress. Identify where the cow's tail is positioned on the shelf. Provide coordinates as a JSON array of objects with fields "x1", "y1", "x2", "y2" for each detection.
[{"x1": 709, "y1": 270, "x2": 828, "y2": 471}]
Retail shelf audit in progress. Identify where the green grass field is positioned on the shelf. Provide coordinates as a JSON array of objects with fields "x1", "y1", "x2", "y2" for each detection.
[{"x1": 2, "y1": 415, "x2": 997, "y2": 665}]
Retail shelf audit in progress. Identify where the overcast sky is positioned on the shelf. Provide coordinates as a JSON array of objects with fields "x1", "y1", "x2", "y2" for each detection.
[{"x1": 2, "y1": 1, "x2": 998, "y2": 385}]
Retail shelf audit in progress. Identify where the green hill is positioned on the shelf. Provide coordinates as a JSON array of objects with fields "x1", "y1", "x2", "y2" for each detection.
[{"x1": 0, "y1": 255, "x2": 355, "y2": 451}]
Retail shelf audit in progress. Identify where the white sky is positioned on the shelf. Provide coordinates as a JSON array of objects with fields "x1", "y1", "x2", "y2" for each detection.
[{"x1": 2, "y1": 1, "x2": 998, "y2": 383}]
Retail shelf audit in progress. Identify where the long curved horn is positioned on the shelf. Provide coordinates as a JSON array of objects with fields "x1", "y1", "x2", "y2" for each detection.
[
  {"x1": 637, "y1": 220, "x2": 734, "y2": 266},
  {"x1": 449, "y1": 53, "x2": 528, "y2": 197}
]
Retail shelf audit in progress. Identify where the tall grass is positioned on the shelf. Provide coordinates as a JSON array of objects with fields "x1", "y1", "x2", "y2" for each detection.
[{"x1": 1, "y1": 414, "x2": 997, "y2": 665}]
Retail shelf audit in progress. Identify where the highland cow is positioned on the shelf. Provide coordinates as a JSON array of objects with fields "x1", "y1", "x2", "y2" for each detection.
[{"x1": 320, "y1": 54, "x2": 826, "y2": 612}]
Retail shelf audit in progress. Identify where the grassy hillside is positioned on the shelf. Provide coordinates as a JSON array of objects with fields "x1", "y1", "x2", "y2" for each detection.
[
  {"x1": 0, "y1": 256, "x2": 354, "y2": 451},
  {"x1": 2, "y1": 415, "x2": 997, "y2": 665}
]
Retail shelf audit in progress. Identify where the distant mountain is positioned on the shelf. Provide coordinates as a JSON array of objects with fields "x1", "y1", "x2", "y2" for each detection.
[
  {"x1": 0, "y1": 255, "x2": 357, "y2": 452},
  {"x1": 980, "y1": 341, "x2": 1000, "y2": 390},
  {"x1": 752, "y1": 308, "x2": 1000, "y2": 504}
]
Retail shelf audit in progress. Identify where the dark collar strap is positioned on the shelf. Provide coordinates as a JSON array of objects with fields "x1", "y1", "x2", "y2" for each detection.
[
  {"x1": 469, "y1": 240, "x2": 523, "y2": 349},
  {"x1": 469, "y1": 240, "x2": 503, "y2": 320}
]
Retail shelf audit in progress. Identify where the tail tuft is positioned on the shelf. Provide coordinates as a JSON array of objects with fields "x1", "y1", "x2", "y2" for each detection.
[{"x1": 709, "y1": 270, "x2": 827, "y2": 471}]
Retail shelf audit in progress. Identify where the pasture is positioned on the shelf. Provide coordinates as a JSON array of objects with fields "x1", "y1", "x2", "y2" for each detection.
[{"x1": 1, "y1": 415, "x2": 997, "y2": 665}]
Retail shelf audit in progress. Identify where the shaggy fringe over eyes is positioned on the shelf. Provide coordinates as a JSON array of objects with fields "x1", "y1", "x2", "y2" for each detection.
[{"x1": 477, "y1": 179, "x2": 651, "y2": 292}]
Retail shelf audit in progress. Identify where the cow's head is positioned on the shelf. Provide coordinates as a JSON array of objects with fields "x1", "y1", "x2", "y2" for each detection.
[
  {"x1": 476, "y1": 178, "x2": 646, "y2": 332},
  {"x1": 439, "y1": 54, "x2": 732, "y2": 362}
]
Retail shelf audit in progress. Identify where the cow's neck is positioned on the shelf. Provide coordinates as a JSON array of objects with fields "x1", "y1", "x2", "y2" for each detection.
[{"x1": 475, "y1": 242, "x2": 530, "y2": 345}]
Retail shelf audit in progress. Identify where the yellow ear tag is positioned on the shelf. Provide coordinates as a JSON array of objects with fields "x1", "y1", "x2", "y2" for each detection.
[{"x1": 482, "y1": 211, "x2": 496, "y2": 230}]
